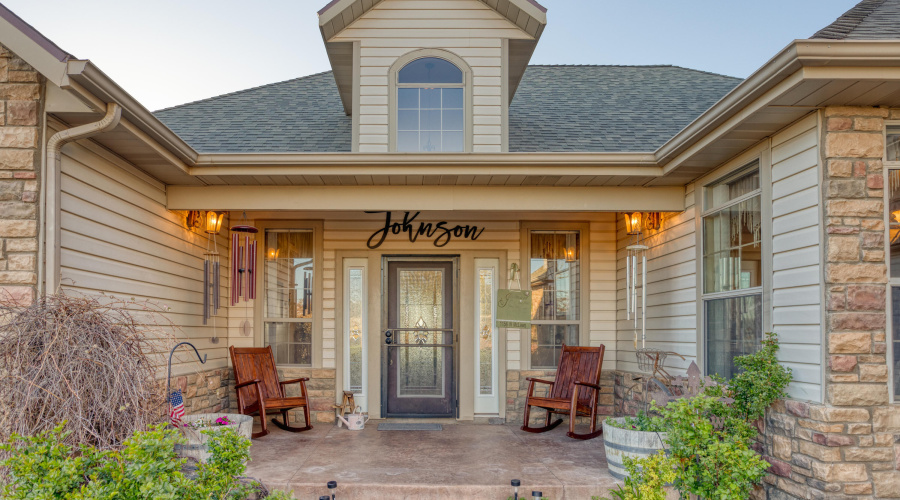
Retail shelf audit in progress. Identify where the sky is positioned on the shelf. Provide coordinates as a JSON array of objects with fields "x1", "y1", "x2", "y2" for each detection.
[{"x1": 4, "y1": 0, "x2": 860, "y2": 111}]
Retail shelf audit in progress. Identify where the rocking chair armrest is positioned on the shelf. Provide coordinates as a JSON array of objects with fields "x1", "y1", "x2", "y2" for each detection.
[
  {"x1": 235, "y1": 379, "x2": 261, "y2": 390},
  {"x1": 525, "y1": 378, "x2": 555, "y2": 385},
  {"x1": 573, "y1": 381, "x2": 602, "y2": 391},
  {"x1": 279, "y1": 378, "x2": 310, "y2": 386}
]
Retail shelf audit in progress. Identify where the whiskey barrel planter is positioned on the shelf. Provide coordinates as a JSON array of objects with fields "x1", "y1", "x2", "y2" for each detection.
[
  {"x1": 175, "y1": 413, "x2": 253, "y2": 463},
  {"x1": 602, "y1": 417, "x2": 668, "y2": 480}
]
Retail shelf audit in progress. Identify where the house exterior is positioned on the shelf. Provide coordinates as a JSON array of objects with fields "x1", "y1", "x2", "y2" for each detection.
[{"x1": 3, "y1": 0, "x2": 900, "y2": 496}]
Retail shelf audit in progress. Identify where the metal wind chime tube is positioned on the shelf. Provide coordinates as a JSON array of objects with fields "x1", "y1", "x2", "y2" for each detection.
[
  {"x1": 202, "y1": 215, "x2": 222, "y2": 326},
  {"x1": 230, "y1": 223, "x2": 259, "y2": 306},
  {"x1": 625, "y1": 243, "x2": 649, "y2": 349},
  {"x1": 202, "y1": 256, "x2": 222, "y2": 325}
]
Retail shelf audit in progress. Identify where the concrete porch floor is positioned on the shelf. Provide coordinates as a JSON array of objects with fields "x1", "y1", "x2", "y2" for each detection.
[{"x1": 245, "y1": 421, "x2": 622, "y2": 500}]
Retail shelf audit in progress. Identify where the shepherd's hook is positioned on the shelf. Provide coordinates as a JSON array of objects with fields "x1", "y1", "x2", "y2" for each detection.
[{"x1": 166, "y1": 341, "x2": 207, "y2": 399}]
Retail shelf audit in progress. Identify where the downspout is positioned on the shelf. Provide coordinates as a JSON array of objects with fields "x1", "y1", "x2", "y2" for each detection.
[{"x1": 42, "y1": 103, "x2": 121, "y2": 294}]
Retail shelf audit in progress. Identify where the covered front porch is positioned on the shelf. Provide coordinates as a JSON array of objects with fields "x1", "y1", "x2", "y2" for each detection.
[{"x1": 245, "y1": 422, "x2": 621, "y2": 500}]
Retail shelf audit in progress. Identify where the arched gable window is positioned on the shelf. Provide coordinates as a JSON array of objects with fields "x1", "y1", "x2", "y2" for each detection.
[{"x1": 396, "y1": 57, "x2": 465, "y2": 152}]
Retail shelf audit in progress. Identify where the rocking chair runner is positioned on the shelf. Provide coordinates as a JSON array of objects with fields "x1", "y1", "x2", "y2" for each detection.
[
  {"x1": 229, "y1": 346, "x2": 313, "y2": 438},
  {"x1": 521, "y1": 344, "x2": 606, "y2": 440}
]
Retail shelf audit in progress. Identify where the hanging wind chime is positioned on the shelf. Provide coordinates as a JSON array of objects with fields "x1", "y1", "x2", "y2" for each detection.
[
  {"x1": 202, "y1": 211, "x2": 225, "y2": 328},
  {"x1": 231, "y1": 215, "x2": 259, "y2": 337},
  {"x1": 624, "y1": 212, "x2": 648, "y2": 349}
]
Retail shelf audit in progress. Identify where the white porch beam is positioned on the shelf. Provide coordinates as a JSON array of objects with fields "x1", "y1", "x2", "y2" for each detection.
[{"x1": 167, "y1": 185, "x2": 685, "y2": 212}]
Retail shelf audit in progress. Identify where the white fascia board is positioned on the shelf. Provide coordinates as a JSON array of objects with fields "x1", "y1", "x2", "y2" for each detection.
[
  {"x1": 318, "y1": 0, "x2": 364, "y2": 27},
  {"x1": 0, "y1": 12, "x2": 69, "y2": 87}
]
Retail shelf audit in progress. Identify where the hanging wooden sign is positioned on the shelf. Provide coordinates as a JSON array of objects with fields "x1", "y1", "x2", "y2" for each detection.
[
  {"x1": 365, "y1": 211, "x2": 485, "y2": 249},
  {"x1": 496, "y1": 289, "x2": 532, "y2": 329}
]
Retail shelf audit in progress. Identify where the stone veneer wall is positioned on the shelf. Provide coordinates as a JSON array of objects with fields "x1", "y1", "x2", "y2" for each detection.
[
  {"x1": 761, "y1": 107, "x2": 900, "y2": 499},
  {"x1": 275, "y1": 367, "x2": 337, "y2": 425},
  {"x1": 505, "y1": 369, "x2": 614, "y2": 425},
  {"x1": 177, "y1": 366, "x2": 337, "y2": 425},
  {"x1": 171, "y1": 368, "x2": 233, "y2": 414},
  {"x1": 0, "y1": 43, "x2": 41, "y2": 305}
]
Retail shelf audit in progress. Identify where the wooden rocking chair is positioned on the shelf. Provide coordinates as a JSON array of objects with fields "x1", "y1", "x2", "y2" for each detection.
[
  {"x1": 521, "y1": 344, "x2": 606, "y2": 440},
  {"x1": 229, "y1": 346, "x2": 313, "y2": 438}
]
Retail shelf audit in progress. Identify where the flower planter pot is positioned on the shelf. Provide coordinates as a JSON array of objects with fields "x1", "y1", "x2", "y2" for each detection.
[
  {"x1": 602, "y1": 417, "x2": 668, "y2": 480},
  {"x1": 174, "y1": 413, "x2": 253, "y2": 463}
]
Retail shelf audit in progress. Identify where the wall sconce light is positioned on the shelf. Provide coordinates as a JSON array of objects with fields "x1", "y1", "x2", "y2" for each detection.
[
  {"x1": 185, "y1": 210, "x2": 202, "y2": 230},
  {"x1": 624, "y1": 212, "x2": 642, "y2": 235},
  {"x1": 205, "y1": 211, "x2": 225, "y2": 234},
  {"x1": 645, "y1": 212, "x2": 662, "y2": 232},
  {"x1": 267, "y1": 247, "x2": 279, "y2": 260}
]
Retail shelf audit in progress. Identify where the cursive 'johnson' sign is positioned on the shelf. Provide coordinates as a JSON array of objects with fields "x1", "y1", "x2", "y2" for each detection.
[{"x1": 366, "y1": 211, "x2": 485, "y2": 249}]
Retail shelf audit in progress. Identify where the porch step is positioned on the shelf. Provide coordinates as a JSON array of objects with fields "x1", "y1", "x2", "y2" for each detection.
[{"x1": 276, "y1": 482, "x2": 620, "y2": 500}]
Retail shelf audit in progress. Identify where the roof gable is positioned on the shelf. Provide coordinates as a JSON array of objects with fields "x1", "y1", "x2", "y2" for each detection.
[
  {"x1": 318, "y1": 0, "x2": 547, "y2": 114},
  {"x1": 318, "y1": 0, "x2": 546, "y2": 40}
]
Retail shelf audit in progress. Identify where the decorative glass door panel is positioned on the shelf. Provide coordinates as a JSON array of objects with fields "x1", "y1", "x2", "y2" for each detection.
[{"x1": 385, "y1": 260, "x2": 455, "y2": 417}]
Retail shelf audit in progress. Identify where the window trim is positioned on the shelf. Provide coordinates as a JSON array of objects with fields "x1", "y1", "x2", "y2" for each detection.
[
  {"x1": 254, "y1": 220, "x2": 324, "y2": 368},
  {"x1": 474, "y1": 258, "x2": 500, "y2": 415},
  {"x1": 521, "y1": 222, "x2": 590, "y2": 370},
  {"x1": 343, "y1": 258, "x2": 369, "y2": 412},
  {"x1": 882, "y1": 124, "x2": 900, "y2": 402},
  {"x1": 695, "y1": 148, "x2": 772, "y2": 378},
  {"x1": 388, "y1": 49, "x2": 473, "y2": 153}
]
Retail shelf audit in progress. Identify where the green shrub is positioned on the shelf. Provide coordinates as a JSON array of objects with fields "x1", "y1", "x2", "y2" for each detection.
[
  {"x1": 1, "y1": 423, "x2": 290, "y2": 500},
  {"x1": 603, "y1": 451, "x2": 675, "y2": 500},
  {"x1": 0, "y1": 424, "x2": 102, "y2": 499},
  {"x1": 728, "y1": 332, "x2": 793, "y2": 422},
  {"x1": 660, "y1": 393, "x2": 769, "y2": 499}
]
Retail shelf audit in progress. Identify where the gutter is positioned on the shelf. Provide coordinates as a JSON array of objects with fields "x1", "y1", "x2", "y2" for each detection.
[
  {"x1": 42, "y1": 103, "x2": 121, "y2": 294},
  {"x1": 63, "y1": 60, "x2": 196, "y2": 171},
  {"x1": 190, "y1": 152, "x2": 660, "y2": 176}
]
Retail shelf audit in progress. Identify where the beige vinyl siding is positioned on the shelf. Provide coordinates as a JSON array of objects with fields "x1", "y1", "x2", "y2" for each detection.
[
  {"x1": 590, "y1": 218, "x2": 618, "y2": 365},
  {"x1": 59, "y1": 142, "x2": 229, "y2": 376},
  {"x1": 332, "y1": 0, "x2": 531, "y2": 152},
  {"x1": 769, "y1": 113, "x2": 823, "y2": 402},
  {"x1": 616, "y1": 186, "x2": 698, "y2": 374}
]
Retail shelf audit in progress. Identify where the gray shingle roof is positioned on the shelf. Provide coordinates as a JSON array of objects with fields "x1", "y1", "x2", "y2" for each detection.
[
  {"x1": 154, "y1": 65, "x2": 741, "y2": 153},
  {"x1": 509, "y1": 65, "x2": 740, "y2": 152},
  {"x1": 811, "y1": 0, "x2": 900, "y2": 40},
  {"x1": 155, "y1": 71, "x2": 352, "y2": 153}
]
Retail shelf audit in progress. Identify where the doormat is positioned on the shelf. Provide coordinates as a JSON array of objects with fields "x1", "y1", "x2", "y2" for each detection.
[{"x1": 377, "y1": 423, "x2": 443, "y2": 431}]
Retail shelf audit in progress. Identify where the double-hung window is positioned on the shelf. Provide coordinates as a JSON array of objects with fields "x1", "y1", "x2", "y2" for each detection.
[
  {"x1": 701, "y1": 162, "x2": 763, "y2": 379},
  {"x1": 263, "y1": 229, "x2": 315, "y2": 365},
  {"x1": 529, "y1": 230, "x2": 581, "y2": 368}
]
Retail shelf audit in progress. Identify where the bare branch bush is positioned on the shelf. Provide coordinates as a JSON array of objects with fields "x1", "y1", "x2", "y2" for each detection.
[{"x1": 0, "y1": 292, "x2": 181, "y2": 449}]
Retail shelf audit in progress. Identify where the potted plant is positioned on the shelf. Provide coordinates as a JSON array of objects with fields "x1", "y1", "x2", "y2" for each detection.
[
  {"x1": 602, "y1": 411, "x2": 668, "y2": 480},
  {"x1": 176, "y1": 413, "x2": 254, "y2": 463}
]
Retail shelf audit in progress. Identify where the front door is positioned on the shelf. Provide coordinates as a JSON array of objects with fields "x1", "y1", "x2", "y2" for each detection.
[{"x1": 383, "y1": 259, "x2": 456, "y2": 417}]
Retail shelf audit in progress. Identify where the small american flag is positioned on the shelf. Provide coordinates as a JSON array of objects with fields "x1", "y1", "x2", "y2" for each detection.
[{"x1": 169, "y1": 390, "x2": 185, "y2": 427}]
